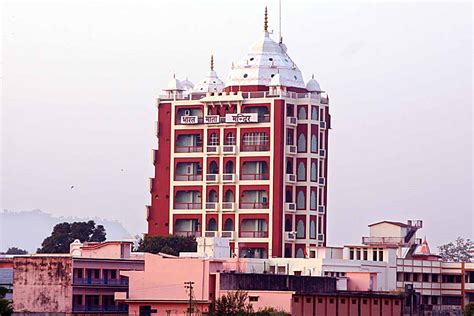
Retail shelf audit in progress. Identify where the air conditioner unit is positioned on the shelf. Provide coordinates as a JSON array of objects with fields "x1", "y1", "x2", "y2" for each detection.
[
  {"x1": 318, "y1": 234, "x2": 325, "y2": 242},
  {"x1": 319, "y1": 149, "x2": 326, "y2": 158},
  {"x1": 318, "y1": 205, "x2": 325, "y2": 214},
  {"x1": 318, "y1": 177, "x2": 326, "y2": 186}
]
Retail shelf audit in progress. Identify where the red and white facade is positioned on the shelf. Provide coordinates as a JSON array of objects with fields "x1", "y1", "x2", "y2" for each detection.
[{"x1": 147, "y1": 12, "x2": 331, "y2": 258}]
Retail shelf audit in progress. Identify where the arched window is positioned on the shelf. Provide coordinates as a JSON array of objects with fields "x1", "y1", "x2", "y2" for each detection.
[
  {"x1": 285, "y1": 190, "x2": 292, "y2": 203},
  {"x1": 286, "y1": 160, "x2": 292, "y2": 174},
  {"x1": 297, "y1": 162, "x2": 306, "y2": 181},
  {"x1": 297, "y1": 134, "x2": 306, "y2": 152},
  {"x1": 208, "y1": 218, "x2": 217, "y2": 231},
  {"x1": 310, "y1": 220, "x2": 316, "y2": 239},
  {"x1": 225, "y1": 161, "x2": 234, "y2": 173},
  {"x1": 311, "y1": 134, "x2": 318, "y2": 153},
  {"x1": 296, "y1": 220, "x2": 305, "y2": 238},
  {"x1": 208, "y1": 190, "x2": 217, "y2": 202},
  {"x1": 297, "y1": 191, "x2": 305, "y2": 209},
  {"x1": 311, "y1": 106, "x2": 318, "y2": 121},
  {"x1": 310, "y1": 190, "x2": 317, "y2": 210},
  {"x1": 311, "y1": 162, "x2": 317, "y2": 182},
  {"x1": 223, "y1": 218, "x2": 234, "y2": 231},
  {"x1": 209, "y1": 161, "x2": 218, "y2": 174},
  {"x1": 285, "y1": 218, "x2": 292, "y2": 232},
  {"x1": 224, "y1": 189, "x2": 235, "y2": 202},
  {"x1": 225, "y1": 133, "x2": 235, "y2": 145},
  {"x1": 298, "y1": 107, "x2": 307, "y2": 120},
  {"x1": 296, "y1": 248, "x2": 305, "y2": 258},
  {"x1": 209, "y1": 133, "x2": 219, "y2": 146}
]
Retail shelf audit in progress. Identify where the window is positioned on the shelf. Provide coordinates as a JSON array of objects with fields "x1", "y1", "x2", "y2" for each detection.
[
  {"x1": 223, "y1": 218, "x2": 234, "y2": 231},
  {"x1": 362, "y1": 299, "x2": 367, "y2": 305},
  {"x1": 384, "y1": 300, "x2": 389, "y2": 305},
  {"x1": 363, "y1": 249, "x2": 368, "y2": 260},
  {"x1": 285, "y1": 218, "x2": 292, "y2": 231},
  {"x1": 296, "y1": 248, "x2": 304, "y2": 258},
  {"x1": 310, "y1": 162, "x2": 317, "y2": 182},
  {"x1": 297, "y1": 162, "x2": 306, "y2": 180},
  {"x1": 311, "y1": 134, "x2": 318, "y2": 153},
  {"x1": 318, "y1": 298, "x2": 323, "y2": 304},
  {"x1": 356, "y1": 248, "x2": 361, "y2": 260},
  {"x1": 294, "y1": 297, "x2": 299, "y2": 303},
  {"x1": 296, "y1": 220, "x2": 305, "y2": 238},
  {"x1": 297, "y1": 134, "x2": 306, "y2": 152},
  {"x1": 225, "y1": 160, "x2": 234, "y2": 173},
  {"x1": 249, "y1": 296, "x2": 259, "y2": 302},
  {"x1": 225, "y1": 133, "x2": 236, "y2": 145},
  {"x1": 297, "y1": 191, "x2": 305, "y2": 209},
  {"x1": 431, "y1": 297, "x2": 438, "y2": 305},
  {"x1": 349, "y1": 248, "x2": 354, "y2": 260},
  {"x1": 310, "y1": 220, "x2": 316, "y2": 239},
  {"x1": 224, "y1": 189, "x2": 235, "y2": 202},
  {"x1": 310, "y1": 191, "x2": 317, "y2": 210},
  {"x1": 329, "y1": 299, "x2": 334, "y2": 304},
  {"x1": 209, "y1": 133, "x2": 219, "y2": 146},
  {"x1": 395, "y1": 300, "x2": 400, "y2": 306},
  {"x1": 111, "y1": 270, "x2": 117, "y2": 279},
  {"x1": 374, "y1": 300, "x2": 378, "y2": 305},
  {"x1": 286, "y1": 129, "x2": 294, "y2": 145},
  {"x1": 306, "y1": 298, "x2": 311, "y2": 303},
  {"x1": 311, "y1": 106, "x2": 318, "y2": 120},
  {"x1": 298, "y1": 106, "x2": 307, "y2": 120},
  {"x1": 432, "y1": 274, "x2": 439, "y2": 282},
  {"x1": 373, "y1": 249, "x2": 377, "y2": 261},
  {"x1": 243, "y1": 132, "x2": 269, "y2": 145},
  {"x1": 209, "y1": 161, "x2": 218, "y2": 174},
  {"x1": 379, "y1": 249, "x2": 384, "y2": 261},
  {"x1": 207, "y1": 218, "x2": 217, "y2": 231},
  {"x1": 352, "y1": 299, "x2": 357, "y2": 304},
  {"x1": 341, "y1": 299, "x2": 345, "y2": 304}
]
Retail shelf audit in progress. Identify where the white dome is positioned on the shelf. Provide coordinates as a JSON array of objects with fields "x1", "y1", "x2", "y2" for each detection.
[
  {"x1": 269, "y1": 73, "x2": 283, "y2": 86},
  {"x1": 226, "y1": 32, "x2": 305, "y2": 89},
  {"x1": 165, "y1": 76, "x2": 184, "y2": 91},
  {"x1": 181, "y1": 78, "x2": 194, "y2": 93},
  {"x1": 306, "y1": 75, "x2": 321, "y2": 92}
]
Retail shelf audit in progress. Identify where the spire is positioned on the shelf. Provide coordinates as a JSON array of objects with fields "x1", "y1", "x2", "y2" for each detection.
[
  {"x1": 210, "y1": 54, "x2": 214, "y2": 71},
  {"x1": 264, "y1": 6, "x2": 268, "y2": 33}
]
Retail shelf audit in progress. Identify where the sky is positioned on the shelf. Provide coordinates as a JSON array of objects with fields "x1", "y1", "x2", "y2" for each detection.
[{"x1": 1, "y1": 0, "x2": 472, "y2": 250}]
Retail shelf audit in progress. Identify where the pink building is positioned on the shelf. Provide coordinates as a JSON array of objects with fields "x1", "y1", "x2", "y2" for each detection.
[{"x1": 13, "y1": 240, "x2": 144, "y2": 314}]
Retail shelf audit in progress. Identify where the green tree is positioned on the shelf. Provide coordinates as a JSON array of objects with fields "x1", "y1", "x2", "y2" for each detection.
[
  {"x1": 254, "y1": 307, "x2": 291, "y2": 316},
  {"x1": 464, "y1": 302, "x2": 474, "y2": 316},
  {"x1": 137, "y1": 235, "x2": 197, "y2": 256},
  {"x1": 209, "y1": 290, "x2": 254, "y2": 316},
  {"x1": 438, "y1": 237, "x2": 473, "y2": 262},
  {"x1": 4, "y1": 247, "x2": 27, "y2": 255},
  {"x1": 38, "y1": 221, "x2": 107, "y2": 253},
  {"x1": 0, "y1": 298, "x2": 13, "y2": 316}
]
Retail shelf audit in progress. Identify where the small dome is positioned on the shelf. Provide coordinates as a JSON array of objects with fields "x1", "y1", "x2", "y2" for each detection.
[
  {"x1": 306, "y1": 75, "x2": 321, "y2": 92},
  {"x1": 181, "y1": 78, "x2": 194, "y2": 93},
  {"x1": 165, "y1": 76, "x2": 184, "y2": 91},
  {"x1": 193, "y1": 55, "x2": 225, "y2": 93}
]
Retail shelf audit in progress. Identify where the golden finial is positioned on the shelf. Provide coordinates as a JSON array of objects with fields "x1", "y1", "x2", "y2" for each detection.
[
  {"x1": 210, "y1": 54, "x2": 214, "y2": 71},
  {"x1": 264, "y1": 6, "x2": 268, "y2": 32}
]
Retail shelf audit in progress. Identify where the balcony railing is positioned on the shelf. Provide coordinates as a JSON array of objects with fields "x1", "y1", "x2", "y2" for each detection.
[
  {"x1": 175, "y1": 146, "x2": 203, "y2": 153},
  {"x1": 206, "y1": 145, "x2": 220, "y2": 154},
  {"x1": 221, "y1": 202, "x2": 236, "y2": 211},
  {"x1": 222, "y1": 173, "x2": 236, "y2": 183},
  {"x1": 221, "y1": 231, "x2": 235, "y2": 239},
  {"x1": 175, "y1": 231, "x2": 201, "y2": 237},
  {"x1": 174, "y1": 174, "x2": 202, "y2": 181},
  {"x1": 73, "y1": 278, "x2": 128, "y2": 286},
  {"x1": 174, "y1": 202, "x2": 202, "y2": 210},
  {"x1": 205, "y1": 202, "x2": 218, "y2": 211},
  {"x1": 241, "y1": 144, "x2": 269, "y2": 152},
  {"x1": 205, "y1": 231, "x2": 218, "y2": 237},
  {"x1": 240, "y1": 173, "x2": 269, "y2": 181},
  {"x1": 73, "y1": 305, "x2": 128, "y2": 313},
  {"x1": 240, "y1": 231, "x2": 269, "y2": 238},
  {"x1": 222, "y1": 145, "x2": 237, "y2": 154},
  {"x1": 240, "y1": 202, "x2": 269, "y2": 209},
  {"x1": 362, "y1": 237, "x2": 405, "y2": 245},
  {"x1": 206, "y1": 174, "x2": 219, "y2": 182}
]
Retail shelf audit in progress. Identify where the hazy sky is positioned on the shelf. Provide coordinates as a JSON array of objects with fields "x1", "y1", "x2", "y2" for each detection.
[{"x1": 1, "y1": 0, "x2": 472, "y2": 249}]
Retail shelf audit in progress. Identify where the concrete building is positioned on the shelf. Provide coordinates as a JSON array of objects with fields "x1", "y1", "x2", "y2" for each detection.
[
  {"x1": 13, "y1": 240, "x2": 144, "y2": 314},
  {"x1": 147, "y1": 7, "x2": 331, "y2": 259},
  {"x1": 0, "y1": 256, "x2": 13, "y2": 300}
]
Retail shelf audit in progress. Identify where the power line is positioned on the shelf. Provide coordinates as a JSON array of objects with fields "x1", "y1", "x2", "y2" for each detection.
[{"x1": 184, "y1": 281, "x2": 195, "y2": 316}]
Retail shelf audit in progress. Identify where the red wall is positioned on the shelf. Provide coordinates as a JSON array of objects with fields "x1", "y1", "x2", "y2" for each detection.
[{"x1": 272, "y1": 99, "x2": 285, "y2": 257}]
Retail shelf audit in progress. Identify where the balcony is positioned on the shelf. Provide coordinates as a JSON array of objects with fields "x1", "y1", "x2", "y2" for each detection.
[
  {"x1": 206, "y1": 145, "x2": 220, "y2": 155},
  {"x1": 240, "y1": 202, "x2": 269, "y2": 209},
  {"x1": 318, "y1": 205, "x2": 326, "y2": 214},
  {"x1": 174, "y1": 202, "x2": 202, "y2": 210},
  {"x1": 205, "y1": 231, "x2": 218, "y2": 237},
  {"x1": 222, "y1": 145, "x2": 237, "y2": 154},
  {"x1": 174, "y1": 174, "x2": 202, "y2": 181},
  {"x1": 241, "y1": 144, "x2": 269, "y2": 152},
  {"x1": 286, "y1": 145, "x2": 297, "y2": 155},
  {"x1": 206, "y1": 174, "x2": 219, "y2": 183},
  {"x1": 175, "y1": 231, "x2": 201, "y2": 237},
  {"x1": 285, "y1": 203, "x2": 296, "y2": 212},
  {"x1": 240, "y1": 231, "x2": 269, "y2": 238},
  {"x1": 285, "y1": 232, "x2": 296, "y2": 241},
  {"x1": 73, "y1": 278, "x2": 128, "y2": 286},
  {"x1": 221, "y1": 202, "x2": 236, "y2": 212},
  {"x1": 175, "y1": 146, "x2": 203, "y2": 153},
  {"x1": 286, "y1": 174, "x2": 296, "y2": 183},
  {"x1": 287, "y1": 116, "x2": 297, "y2": 126},
  {"x1": 73, "y1": 305, "x2": 128, "y2": 313},
  {"x1": 221, "y1": 231, "x2": 235, "y2": 239},
  {"x1": 205, "y1": 202, "x2": 218, "y2": 212},
  {"x1": 240, "y1": 173, "x2": 269, "y2": 181},
  {"x1": 222, "y1": 173, "x2": 236, "y2": 183}
]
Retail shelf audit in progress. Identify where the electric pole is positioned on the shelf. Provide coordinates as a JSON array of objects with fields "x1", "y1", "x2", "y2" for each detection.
[{"x1": 184, "y1": 281, "x2": 195, "y2": 316}]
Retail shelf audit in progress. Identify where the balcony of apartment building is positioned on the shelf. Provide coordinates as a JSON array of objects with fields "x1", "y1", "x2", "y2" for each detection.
[
  {"x1": 221, "y1": 189, "x2": 236, "y2": 212},
  {"x1": 241, "y1": 132, "x2": 269, "y2": 152},
  {"x1": 73, "y1": 268, "x2": 129, "y2": 287},
  {"x1": 73, "y1": 294, "x2": 127, "y2": 313},
  {"x1": 222, "y1": 160, "x2": 236, "y2": 183},
  {"x1": 240, "y1": 190, "x2": 269, "y2": 209},
  {"x1": 240, "y1": 161, "x2": 269, "y2": 181},
  {"x1": 175, "y1": 107, "x2": 203, "y2": 125},
  {"x1": 222, "y1": 131, "x2": 237, "y2": 154},
  {"x1": 174, "y1": 162, "x2": 202, "y2": 181},
  {"x1": 174, "y1": 219, "x2": 201, "y2": 237},
  {"x1": 206, "y1": 160, "x2": 219, "y2": 183},
  {"x1": 220, "y1": 218, "x2": 235, "y2": 240},
  {"x1": 205, "y1": 189, "x2": 218, "y2": 212},
  {"x1": 174, "y1": 190, "x2": 201, "y2": 210},
  {"x1": 175, "y1": 134, "x2": 203, "y2": 153},
  {"x1": 239, "y1": 218, "x2": 268, "y2": 238},
  {"x1": 241, "y1": 105, "x2": 270, "y2": 123}
]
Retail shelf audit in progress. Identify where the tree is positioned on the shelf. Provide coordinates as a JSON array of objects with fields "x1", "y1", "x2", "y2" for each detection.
[
  {"x1": 0, "y1": 298, "x2": 13, "y2": 316},
  {"x1": 136, "y1": 235, "x2": 197, "y2": 256},
  {"x1": 4, "y1": 247, "x2": 27, "y2": 255},
  {"x1": 438, "y1": 237, "x2": 473, "y2": 262},
  {"x1": 209, "y1": 290, "x2": 254, "y2": 316},
  {"x1": 37, "y1": 221, "x2": 107, "y2": 253},
  {"x1": 254, "y1": 307, "x2": 291, "y2": 316},
  {"x1": 464, "y1": 302, "x2": 474, "y2": 316}
]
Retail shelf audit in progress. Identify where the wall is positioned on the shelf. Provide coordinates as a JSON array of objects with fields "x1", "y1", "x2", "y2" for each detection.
[
  {"x1": 13, "y1": 256, "x2": 73, "y2": 313},
  {"x1": 369, "y1": 222, "x2": 405, "y2": 238}
]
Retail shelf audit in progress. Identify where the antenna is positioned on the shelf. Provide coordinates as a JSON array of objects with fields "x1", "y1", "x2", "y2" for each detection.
[{"x1": 279, "y1": 0, "x2": 282, "y2": 43}]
